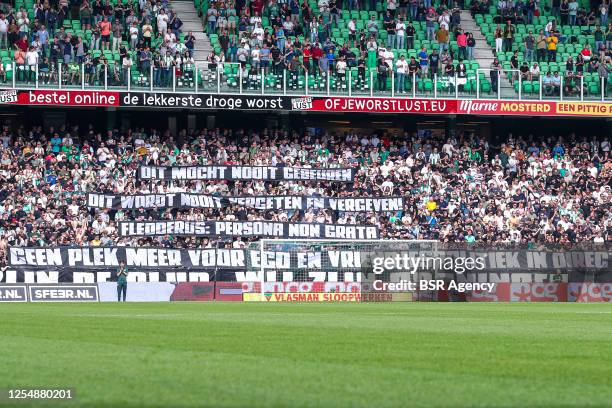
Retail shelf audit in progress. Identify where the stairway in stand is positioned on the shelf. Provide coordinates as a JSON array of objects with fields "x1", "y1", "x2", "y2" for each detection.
[
  {"x1": 171, "y1": 0, "x2": 211, "y2": 66},
  {"x1": 460, "y1": 10, "x2": 514, "y2": 98}
]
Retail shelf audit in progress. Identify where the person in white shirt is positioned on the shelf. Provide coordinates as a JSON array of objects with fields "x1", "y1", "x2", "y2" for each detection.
[
  {"x1": 165, "y1": 28, "x2": 177, "y2": 45},
  {"x1": 0, "y1": 14, "x2": 8, "y2": 49},
  {"x1": 232, "y1": 237, "x2": 246, "y2": 248},
  {"x1": 383, "y1": 48, "x2": 394, "y2": 69},
  {"x1": 25, "y1": 48, "x2": 38, "y2": 82},
  {"x1": 442, "y1": 141, "x2": 455, "y2": 157},
  {"x1": 249, "y1": 13, "x2": 262, "y2": 28},
  {"x1": 252, "y1": 22, "x2": 264, "y2": 45},
  {"x1": 395, "y1": 55, "x2": 407, "y2": 92},
  {"x1": 438, "y1": 12, "x2": 450, "y2": 30},
  {"x1": 395, "y1": 19, "x2": 406, "y2": 49},
  {"x1": 336, "y1": 57, "x2": 347, "y2": 82},
  {"x1": 157, "y1": 9, "x2": 169, "y2": 37},
  {"x1": 529, "y1": 62, "x2": 540, "y2": 80},
  {"x1": 251, "y1": 44, "x2": 261, "y2": 69},
  {"x1": 387, "y1": 0, "x2": 398, "y2": 14},
  {"x1": 122, "y1": 54, "x2": 133, "y2": 84},
  {"x1": 544, "y1": 20, "x2": 553, "y2": 35},
  {"x1": 129, "y1": 23, "x2": 139, "y2": 49},
  {"x1": 282, "y1": 18, "x2": 294, "y2": 36},
  {"x1": 348, "y1": 18, "x2": 356, "y2": 42},
  {"x1": 16, "y1": 8, "x2": 29, "y2": 36}
]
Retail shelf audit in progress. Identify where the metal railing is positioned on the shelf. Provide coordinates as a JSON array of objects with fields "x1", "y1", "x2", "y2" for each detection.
[{"x1": 2, "y1": 62, "x2": 610, "y2": 102}]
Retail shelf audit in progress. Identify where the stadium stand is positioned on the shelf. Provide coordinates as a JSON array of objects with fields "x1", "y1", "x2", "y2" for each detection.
[
  {"x1": 471, "y1": 0, "x2": 611, "y2": 97},
  {"x1": 0, "y1": 0, "x2": 608, "y2": 98},
  {"x1": 192, "y1": 0, "x2": 610, "y2": 96},
  {"x1": 0, "y1": 123, "x2": 609, "y2": 267},
  {"x1": 197, "y1": 0, "x2": 495, "y2": 95},
  {"x1": 0, "y1": 0, "x2": 197, "y2": 88}
]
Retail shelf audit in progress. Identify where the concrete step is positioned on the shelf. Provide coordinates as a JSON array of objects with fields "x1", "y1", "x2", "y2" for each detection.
[
  {"x1": 168, "y1": 0, "x2": 210, "y2": 59},
  {"x1": 457, "y1": 9, "x2": 517, "y2": 97},
  {"x1": 180, "y1": 18, "x2": 203, "y2": 23},
  {"x1": 183, "y1": 26, "x2": 204, "y2": 32}
]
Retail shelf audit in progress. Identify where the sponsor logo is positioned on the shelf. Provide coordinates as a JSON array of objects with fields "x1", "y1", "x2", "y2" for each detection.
[
  {"x1": 459, "y1": 99, "x2": 500, "y2": 115},
  {"x1": 0, "y1": 285, "x2": 27, "y2": 302},
  {"x1": 291, "y1": 97, "x2": 313, "y2": 110},
  {"x1": 244, "y1": 292, "x2": 361, "y2": 302},
  {"x1": 268, "y1": 292, "x2": 361, "y2": 302},
  {"x1": 28, "y1": 285, "x2": 99, "y2": 302},
  {"x1": 510, "y1": 283, "x2": 567, "y2": 302},
  {"x1": 27, "y1": 90, "x2": 119, "y2": 106},
  {"x1": 568, "y1": 282, "x2": 612, "y2": 302},
  {"x1": 459, "y1": 100, "x2": 555, "y2": 115},
  {"x1": 555, "y1": 102, "x2": 612, "y2": 116},
  {"x1": 0, "y1": 90, "x2": 18, "y2": 103},
  {"x1": 243, "y1": 292, "x2": 409, "y2": 302},
  {"x1": 322, "y1": 98, "x2": 450, "y2": 113}
]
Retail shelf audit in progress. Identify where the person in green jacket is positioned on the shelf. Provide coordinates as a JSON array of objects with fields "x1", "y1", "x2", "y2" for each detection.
[{"x1": 117, "y1": 261, "x2": 128, "y2": 302}]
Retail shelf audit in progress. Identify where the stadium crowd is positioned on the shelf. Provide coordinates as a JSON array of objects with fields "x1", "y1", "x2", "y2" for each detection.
[
  {"x1": 0, "y1": 0, "x2": 197, "y2": 86},
  {"x1": 0, "y1": 123, "x2": 610, "y2": 266},
  {"x1": 0, "y1": 0, "x2": 609, "y2": 94},
  {"x1": 201, "y1": 0, "x2": 612, "y2": 94}
]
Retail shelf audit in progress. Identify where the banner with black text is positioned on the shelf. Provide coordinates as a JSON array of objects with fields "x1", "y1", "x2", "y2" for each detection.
[
  {"x1": 118, "y1": 221, "x2": 379, "y2": 239},
  {"x1": 137, "y1": 165, "x2": 355, "y2": 182},
  {"x1": 4, "y1": 245, "x2": 610, "y2": 284},
  {"x1": 87, "y1": 193, "x2": 402, "y2": 212}
]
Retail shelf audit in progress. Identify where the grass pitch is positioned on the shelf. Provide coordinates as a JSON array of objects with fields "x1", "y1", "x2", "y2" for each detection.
[{"x1": 2, "y1": 302, "x2": 612, "y2": 408}]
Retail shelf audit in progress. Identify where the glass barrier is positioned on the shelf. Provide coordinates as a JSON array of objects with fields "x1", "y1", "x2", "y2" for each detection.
[{"x1": 0, "y1": 61, "x2": 609, "y2": 102}]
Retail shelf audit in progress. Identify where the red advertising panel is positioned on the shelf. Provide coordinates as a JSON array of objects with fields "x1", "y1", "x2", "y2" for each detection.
[
  {"x1": 10, "y1": 90, "x2": 120, "y2": 106},
  {"x1": 304, "y1": 97, "x2": 456, "y2": 114}
]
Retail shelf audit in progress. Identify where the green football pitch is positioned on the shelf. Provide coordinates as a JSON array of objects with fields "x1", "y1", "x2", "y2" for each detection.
[{"x1": 2, "y1": 302, "x2": 612, "y2": 408}]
